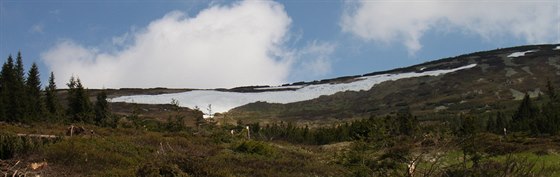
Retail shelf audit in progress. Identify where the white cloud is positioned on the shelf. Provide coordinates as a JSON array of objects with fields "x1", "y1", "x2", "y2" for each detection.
[
  {"x1": 290, "y1": 41, "x2": 335, "y2": 80},
  {"x1": 341, "y1": 0, "x2": 560, "y2": 55},
  {"x1": 42, "y1": 0, "x2": 293, "y2": 89},
  {"x1": 30, "y1": 24, "x2": 44, "y2": 34}
]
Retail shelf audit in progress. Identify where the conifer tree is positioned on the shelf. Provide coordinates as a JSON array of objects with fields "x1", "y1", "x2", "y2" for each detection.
[
  {"x1": 1, "y1": 56, "x2": 16, "y2": 122},
  {"x1": 25, "y1": 63, "x2": 43, "y2": 121},
  {"x1": 458, "y1": 114, "x2": 481, "y2": 168},
  {"x1": 15, "y1": 52, "x2": 24, "y2": 85},
  {"x1": 459, "y1": 114, "x2": 477, "y2": 138},
  {"x1": 511, "y1": 94, "x2": 538, "y2": 132},
  {"x1": 0, "y1": 84, "x2": 3, "y2": 121},
  {"x1": 0, "y1": 55, "x2": 13, "y2": 121},
  {"x1": 12, "y1": 52, "x2": 26, "y2": 121},
  {"x1": 94, "y1": 89, "x2": 109, "y2": 126},
  {"x1": 495, "y1": 111, "x2": 508, "y2": 134},
  {"x1": 66, "y1": 76, "x2": 77, "y2": 120},
  {"x1": 45, "y1": 72, "x2": 61, "y2": 120},
  {"x1": 540, "y1": 80, "x2": 559, "y2": 135},
  {"x1": 67, "y1": 76, "x2": 92, "y2": 123}
]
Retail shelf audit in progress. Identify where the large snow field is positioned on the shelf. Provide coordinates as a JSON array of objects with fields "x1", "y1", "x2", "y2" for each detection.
[{"x1": 111, "y1": 64, "x2": 477, "y2": 116}]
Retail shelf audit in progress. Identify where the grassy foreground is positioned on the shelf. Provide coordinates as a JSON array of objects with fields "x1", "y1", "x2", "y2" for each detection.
[{"x1": 1, "y1": 121, "x2": 560, "y2": 177}]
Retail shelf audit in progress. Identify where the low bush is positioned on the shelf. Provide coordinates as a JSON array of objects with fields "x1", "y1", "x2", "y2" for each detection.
[
  {"x1": 234, "y1": 140, "x2": 276, "y2": 156},
  {"x1": 0, "y1": 134, "x2": 57, "y2": 159}
]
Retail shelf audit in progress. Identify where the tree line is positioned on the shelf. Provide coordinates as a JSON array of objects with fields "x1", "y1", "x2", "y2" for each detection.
[
  {"x1": 0, "y1": 52, "x2": 111, "y2": 126},
  {"x1": 244, "y1": 80, "x2": 560, "y2": 145},
  {"x1": 486, "y1": 80, "x2": 560, "y2": 135},
  {"x1": 241, "y1": 109, "x2": 418, "y2": 145}
]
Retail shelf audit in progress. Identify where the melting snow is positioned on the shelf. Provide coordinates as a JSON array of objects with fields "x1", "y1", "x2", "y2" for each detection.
[
  {"x1": 111, "y1": 64, "x2": 477, "y2": 116},
  {"x1": 507, "y1": 50, "x2": 537, "y2": 58},
  {"x1": 254, "y1": 85, "x2": 304, "y2": 90},
  {"x1": 555, "y1": 46, "x2": 560, "y2": 50}
]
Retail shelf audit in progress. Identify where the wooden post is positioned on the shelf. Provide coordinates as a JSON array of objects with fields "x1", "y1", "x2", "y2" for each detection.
[{"x1": 246, "y1": 126, "x2": 250, "y2": 139}]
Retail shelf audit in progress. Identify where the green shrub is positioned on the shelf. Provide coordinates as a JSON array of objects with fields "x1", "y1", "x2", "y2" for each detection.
[
  {"x1": 0, "y1": 134, "x2": 56, "y2": 159},
  {"x1": 43, "y1": 136, "x2": 151, "y2": 174},
  {"x1": 136, "y1": 162, "x2": 188, "y2": 177},
  {"x1": 234, "y1": 140, "x2": 276, "y2": 156}
]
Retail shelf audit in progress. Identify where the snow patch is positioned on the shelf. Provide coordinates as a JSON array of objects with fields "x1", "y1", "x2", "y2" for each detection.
[
  {"x1": 254, "y1": 85, "x2": 304, "y2": 90},
  {"x1": 111, "y1": 64, "x2": 477, "y2": 116},
  {"x1": 555, "y1": 46, "x2": 560, "y2": 50},
  {"x1": 507, "y1": 50, "x2": 537, "y2": 58}
]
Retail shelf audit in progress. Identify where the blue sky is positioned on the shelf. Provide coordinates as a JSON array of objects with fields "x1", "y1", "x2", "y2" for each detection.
[{"x1": 1, "y1": 0, "x2": 558, "y2": 89}]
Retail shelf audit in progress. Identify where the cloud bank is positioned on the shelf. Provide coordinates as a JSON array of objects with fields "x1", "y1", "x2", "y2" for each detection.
[
  {"x1": 341, "y1": 0, "x2": 560, "y2": 55},
  {"x1": 289, "y1": 41, "x2": 336, "y2": 81},
  {"x1": 42, "y1": 1, "x2": 294, "y2": 89}
]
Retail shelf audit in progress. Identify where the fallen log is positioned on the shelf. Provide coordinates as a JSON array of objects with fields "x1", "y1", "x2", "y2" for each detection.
[{"x1": 16, "y1": 134, "x2": 58, "y2": 139}]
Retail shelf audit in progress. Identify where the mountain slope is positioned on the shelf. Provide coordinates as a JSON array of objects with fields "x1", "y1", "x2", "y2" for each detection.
[
  {"x1": 228, "y1": 44, "x2": 560, "y2": 123},
  {"x1": 110, "y1": 44, "x2": 560, "y2": 124}
]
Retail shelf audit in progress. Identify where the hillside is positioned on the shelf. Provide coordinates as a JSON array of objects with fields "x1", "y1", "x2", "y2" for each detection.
[
  {"x1": 2, "y1": 44, "x2": 560, "y2": 176},
  {"x1": 229, "y1": 44, "x2": 560, "y2": 123},
  {"x1": 110, "y1": 44, "x2": 560, "y2": 124}
]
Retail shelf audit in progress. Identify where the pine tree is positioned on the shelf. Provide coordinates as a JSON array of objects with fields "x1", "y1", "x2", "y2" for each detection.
[
  {"x1": 495, "y1": 111, "x2": 508, "y2": 135},
  {"x1": 0, "y1": 56, "x2": 16, "y2": 122},
  {"x1": 511, "y1": 94, "x2": 538, "y2": 132},
  {"x1": 45, "y1": 72, "x2": 61, "y2": 120},
  {"x1": 12, "y1": 52, "x2": 27, "y2": 122},
  {"x1": 25, "y1": 63, "x2": 43, "y2": 121},
  {"x1": 458, "y1": 114, "x2": 481, "y2": 168},
  {"x1": 0, "y1": 83, "x2": 3, "y2": 121},
  {"x1": 66, "y1": 76, "x2": 77, "y2": 120},
  {"x1": 540, "y1": 80, "x2": 559, "y2": 135},
  {"x1": 94, "y1": 89, "x2": 109, "y2": 126},
  {"x1": 459, "y1": 114, "x2": 477, "y2": 138},
  {"x1": 15, "y1": 52, "x2": 24, "y2": 85},
  {"x1": 0, "y1": 55, "x2": 13, "y2": 121},
  {"x1": 67, "y1": 76, "x2": 92, "y2": 123}
]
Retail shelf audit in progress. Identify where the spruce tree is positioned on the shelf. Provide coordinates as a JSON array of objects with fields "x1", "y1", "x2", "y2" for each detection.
[
  {"x1": 94, "y1": 89, "x2": 109, "y2": 126},
  {"x1": 67, "y1": 76, "x2": 92, "y2": 123},
  {"x1": 458, "y1": 114, "x2": 481, "y2": 168},
  {"x1": 495, "y1": 111, "x2": 508, "y2": 135},
  {"x1": 15, "y1": 52, "x2": 24, "y2": 85},
  {"x1": 459, "y1": 114, "x2": 477, "y2": 138},
  {"x1": 0, "y1": 55, "x2": 13, "y2": 121},
  {"x1": 0, "y1": 56, "x2": 15, "y2": 122},
  {"x1": 25, "y1": 63, "x2": 43, "y2": 121},
  {"x1": 66, "y1": 76, "x2": 77, "y2": 121},
  {"x1": 541, "y1": 81, "x2": 559, "y2": 135},
  {"x1": 13, "y1": 52, "x2": 26, "y2": 122},
  {"x1": 511, "y1": 94, "x2": 538, "y2": 132},
  {"x1": 45, "y1": 72, "x2": 61, "y2": 120}
]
